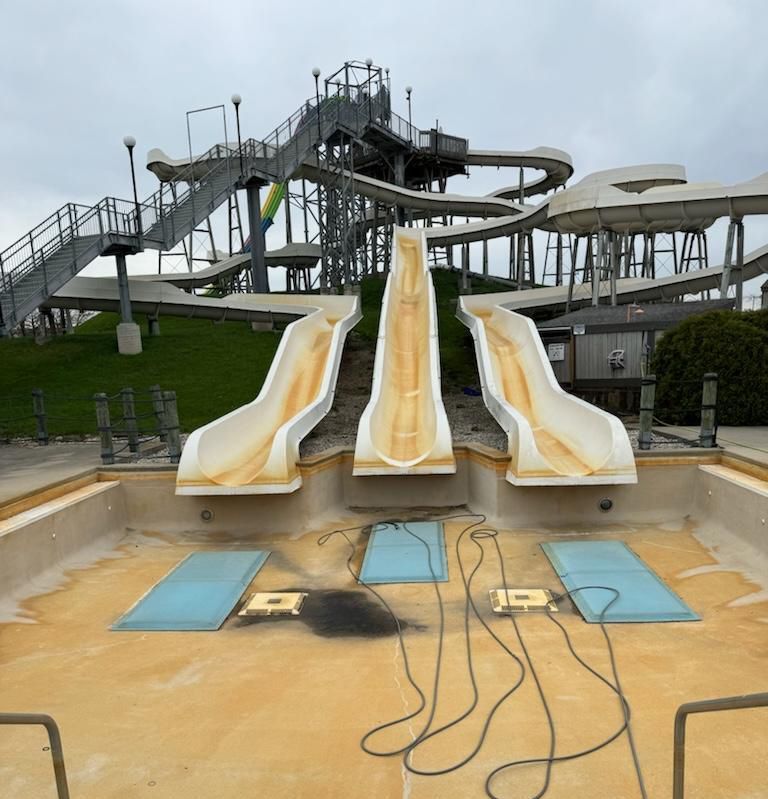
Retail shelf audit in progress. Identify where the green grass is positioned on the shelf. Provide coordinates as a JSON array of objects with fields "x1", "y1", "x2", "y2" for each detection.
[
  {"x1": 1, "y1": 269, "x2": 510, "y2": 438},
  {"x1": 0, "y1": 314, "x2": 281, "y2": 437}
]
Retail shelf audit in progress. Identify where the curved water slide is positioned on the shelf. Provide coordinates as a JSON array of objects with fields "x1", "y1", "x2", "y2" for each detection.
[
  {"x1": 176, "y1": 293, "x2": 360, "y2": 494},
  {"x1": 424, "y1": 168, "x2": 768, "y2": 246},
  {"x1": 466, "y1": 146, "x2": 574, "y2": 198},
  {"x1": 45, "y1": 279, "x2": 360, "y2": 494},
  {"x1": 445, "y1": 169, "x2": 768, "y2": 484},
  {"x1": 353, "y1": 227, "x2": 454, "y2": 475},
  {"x1": 133, "y1": 244, "x2": 320, "y2": 290},
  {"x1": 45, "y1": 276, "x2": 305, "y2": 324},
  {"x1": 456, "y1": 300, "x2": 636, "y2": 485}
]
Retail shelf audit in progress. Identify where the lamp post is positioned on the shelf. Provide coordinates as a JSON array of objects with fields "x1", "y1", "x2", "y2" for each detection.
[
  {"x1": 122, "y1": 135, "x2": 142, "y2": 239},
  {"x1": 405, "y1": 85, "x2": 413, "y2": 141},
  {"x1": 231, "y1": 93, "x2": 243, "y2": 177},
  {"x1": 312, "y1": 67, "x2": 322, "y2": 144},
  {"x1": 365, "y1": 57, "x2": 373, "y2": 121}
]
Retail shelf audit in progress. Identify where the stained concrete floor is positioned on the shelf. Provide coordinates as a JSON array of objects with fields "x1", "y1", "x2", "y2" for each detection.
[{"x1": 0, "y1": 516, "x2": 766, "y2": 798}]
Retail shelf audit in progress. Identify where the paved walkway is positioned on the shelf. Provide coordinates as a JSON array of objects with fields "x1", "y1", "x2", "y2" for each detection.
[
  {"x1": 0, "y1": 443, "x2": 100, "y2": 505},
  {"x1": 654, "y1": 425, "x2": 768, "y2": 466}
]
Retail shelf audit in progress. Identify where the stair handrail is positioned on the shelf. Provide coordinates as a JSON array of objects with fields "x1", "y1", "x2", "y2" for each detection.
[
  {"x1": 1, "y1": 83, "x2": 448, "y2": 326},
  {"x1": 673, "y1": 691, "x2": 768, "y2": 798},
  {"x1": 0, "y1": 712, "x2": 70, "y2": 798}
]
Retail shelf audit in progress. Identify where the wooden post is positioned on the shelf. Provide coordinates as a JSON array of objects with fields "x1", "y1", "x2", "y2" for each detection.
[
  {"x1": 94, "y1": 393, "x2": 114, "y2": 465},
  {"x1": 700, "y1": 373, "x2": 718, "y2": 448},
  {"x1": 149, "y1": 385, "x2": 166, "y2": 441},
  {"x1": 162, "y1": 390, "x2": 181, "y2": 464},
  {"x1": 121, "y1": 388, "x2": 138, "y2": 454},
  {"x1": 32, "y1": 388, "x2": 48, "y2": 445},
  {"x1": 638, "y1": 375, "x2": 656, "y2": 451}
]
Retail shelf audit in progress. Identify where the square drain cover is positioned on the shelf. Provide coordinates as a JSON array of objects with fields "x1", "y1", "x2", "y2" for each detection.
[
  {"x1": 239, "y1": 592, "x2": 307, "y2": 617},
  {"x1": 490, "y1": 588, "x2": 557, "y2": 614}
]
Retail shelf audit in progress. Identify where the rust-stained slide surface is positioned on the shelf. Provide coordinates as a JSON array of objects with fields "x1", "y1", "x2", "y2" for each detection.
[
  {"x1": 458, "y1": 300, "x2": 636, "y2": 485},
  {"x1": 354, "y1": 228, "x2": 454, "y2": 474},
  {"x1": 176, "y1": 294, "x2": 360, "y2": 495}
]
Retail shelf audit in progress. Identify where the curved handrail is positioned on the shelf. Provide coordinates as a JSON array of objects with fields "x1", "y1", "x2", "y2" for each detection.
[{"x1": 0, "y1": 712, "x2": 70, "y2": 799}]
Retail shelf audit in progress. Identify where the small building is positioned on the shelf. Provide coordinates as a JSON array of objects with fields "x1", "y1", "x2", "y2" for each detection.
[{"x1": 537, "y1": 300, "x2": 733, "y2": 411}]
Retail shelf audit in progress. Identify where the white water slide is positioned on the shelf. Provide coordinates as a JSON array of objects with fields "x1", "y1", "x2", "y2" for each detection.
[
  {"x1": 175, "y1": 293, "x2": 360, "y2": 494},
  {"x1": 353, "y1": 228, "x2": 454, "y2": 475}
]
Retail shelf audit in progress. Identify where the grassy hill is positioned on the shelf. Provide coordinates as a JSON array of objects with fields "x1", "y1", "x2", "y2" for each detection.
[{"x1": 0, "y1": 269, "x2": 510, "y2": 438}]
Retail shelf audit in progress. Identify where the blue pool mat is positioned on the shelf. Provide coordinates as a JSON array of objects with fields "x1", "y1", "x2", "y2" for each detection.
[
  {"x1": 541, "y1": 541, "x2": 699, "y2": 623},
  {"x1": 359, "y1": 522, "x2": 448, "y2": 584},
  {"x1": 112, "y1": 550, "x2": 270, "y2": 631}
]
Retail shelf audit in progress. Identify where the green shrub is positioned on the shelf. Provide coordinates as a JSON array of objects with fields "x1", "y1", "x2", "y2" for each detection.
[{"x1": 652, "y1": 309, "x2": 768, "y2": 425}]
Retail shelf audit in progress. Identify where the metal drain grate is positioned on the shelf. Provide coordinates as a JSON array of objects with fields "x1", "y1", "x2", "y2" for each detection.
[
  {"x1": 489, "y1": 588, "x2": 558, "y2": 614},
  {"x1": 239, "y1": 592, "x2": 307, "y2": 617}
]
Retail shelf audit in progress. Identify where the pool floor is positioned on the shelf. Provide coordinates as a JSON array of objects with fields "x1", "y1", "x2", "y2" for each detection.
[{"x1": 0, "y1": 516, "x2": 766, "y2": 798}]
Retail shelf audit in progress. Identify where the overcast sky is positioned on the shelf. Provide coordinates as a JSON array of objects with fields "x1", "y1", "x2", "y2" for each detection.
[{"x1": 2, "y1": 0, "x2": 767, "y2": 299}]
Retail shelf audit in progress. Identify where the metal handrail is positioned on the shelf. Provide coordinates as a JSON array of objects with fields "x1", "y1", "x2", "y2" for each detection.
[
  {"x1": 0, "y1": 83, "x2": 468, "y2": 333},
  {"x1": 0, "y1": 712, "x2": 70, "y2": 798},
  {"x1": 673, "y1": 691, "x2": 768, "y2": 798}
]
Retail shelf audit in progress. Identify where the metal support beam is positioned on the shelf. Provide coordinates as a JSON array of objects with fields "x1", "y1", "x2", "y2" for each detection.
[
  {"x1": 592, "y1": 232, "x2": 605, "y2": 306},
  {"x1": 735, "y1": 220, "x2": 744, "y2": 310},
  {"x1": 246, "y1": 183, "x2": 269, "y2": 293},
  {"x1": 394, "y1": 152, "x2": 406, "y2": 226},
  {"x1": 283, "y1": 183, "x2": 293, "y2": 244},
  {"x1": 609, "y1": 231, "x2": 618, "y2": 306},
  {"x1": 115, "y1": 252, "x2": 132, "y2": 323}
]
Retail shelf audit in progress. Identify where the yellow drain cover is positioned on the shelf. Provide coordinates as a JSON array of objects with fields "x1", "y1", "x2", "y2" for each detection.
[
  {"x1": 239, "y1": 592, "x2": 307, "y2": 617},
  {"x1": 490, "y1": 588, "x2": 557, "y2": 614}
]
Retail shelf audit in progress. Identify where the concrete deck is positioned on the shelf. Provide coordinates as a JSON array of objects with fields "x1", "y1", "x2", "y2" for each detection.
[
  {"x1": 654, "y1": 426, "x2": 768, "y2": 467},
  {"x1": 0, "y1": 443, "x2": 100, "y2": 506},
  {"x1": 1, "y1": 514, "x2": 766, "y2": 798}
]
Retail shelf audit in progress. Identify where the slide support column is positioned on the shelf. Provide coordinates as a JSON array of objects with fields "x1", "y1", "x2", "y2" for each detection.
[{"x1": 246, "y1": 183, "x2": 269, "y2": 293}]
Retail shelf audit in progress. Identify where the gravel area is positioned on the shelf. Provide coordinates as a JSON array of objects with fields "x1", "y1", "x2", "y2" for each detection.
[
  {"x1": 300, "y1": 332, "x2": 509, "y2": 457},
  {"x1": 624, "y1": 427, "x2": 693, "y2": 450}
]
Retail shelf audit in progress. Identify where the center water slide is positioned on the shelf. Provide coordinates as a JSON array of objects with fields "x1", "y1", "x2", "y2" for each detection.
[{"x1": 353, "y1": 227, "x2": 455, "y2": 475}]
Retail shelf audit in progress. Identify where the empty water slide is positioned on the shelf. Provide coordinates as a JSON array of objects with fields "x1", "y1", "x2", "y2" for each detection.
[
  {"x1": 457, "y1": 297, "x2": 636, "y2": 485},
  {"x1": 176, "y1": 293, "x2": 360, "y2": 494},
  {"x1": 354, "y1": 228, "x2": 455, "y2": 475}
]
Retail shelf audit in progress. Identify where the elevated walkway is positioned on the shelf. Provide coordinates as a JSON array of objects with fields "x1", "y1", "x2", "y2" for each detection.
[{"x1": 0, "y1": 80, "x2": 467, "y2": 335}]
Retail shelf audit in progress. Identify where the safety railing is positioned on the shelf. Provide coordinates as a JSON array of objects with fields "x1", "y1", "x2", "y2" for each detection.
[
  {"x1": 673, "y1": 692, "x2": 768, "y2": 799},
  {"x1": 0, "y1": 713, "x2": 70, "y2": 799},
  {"x1": 0, "y1": 386, "x2": 182, "y2": 463},
  {"x1": 1, "y1": 84, "x2": 467, "y2": 334},
  {"x1": 637, "y1": 373, "x2": 719, "y2": 449}
]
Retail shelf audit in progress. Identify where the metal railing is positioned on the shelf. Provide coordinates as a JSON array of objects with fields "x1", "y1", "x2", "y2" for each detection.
[
  {"x1": 673, "y1": 692, "x2": 768, "y2": 798},
  {"x1": 1, "y1": 85, "x2": 468, "y2": 334},
  {"x1": 0, "y1": 386, "x2": 182, "y2": 463},
  {"x1": 0, "y1": 713, "x2": 70, "y2": 799}
]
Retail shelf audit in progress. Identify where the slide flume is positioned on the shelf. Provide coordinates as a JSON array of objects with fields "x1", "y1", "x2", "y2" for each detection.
[
  {"x1": 457, "y1": 297, "x2": 636, "y2": 485},
  {"x1": 176, "y1": 293, "x2": 360, "y2": 494},
  {"x1": 354, "y1": 227, "x2": 454, "y2": 475}
]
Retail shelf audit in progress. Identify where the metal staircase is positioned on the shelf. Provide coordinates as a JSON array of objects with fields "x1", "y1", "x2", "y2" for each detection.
[{"x1": 0, "y1": 85, "x2": 438, "y2": 335}]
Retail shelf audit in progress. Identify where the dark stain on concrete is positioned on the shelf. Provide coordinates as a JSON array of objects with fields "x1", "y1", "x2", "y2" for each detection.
[{"x1": 231, "y1": 587, "x2": 414, "y2": 638}]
